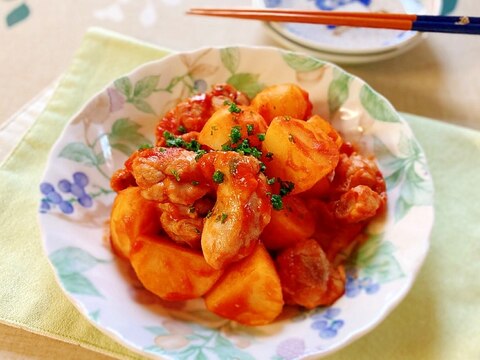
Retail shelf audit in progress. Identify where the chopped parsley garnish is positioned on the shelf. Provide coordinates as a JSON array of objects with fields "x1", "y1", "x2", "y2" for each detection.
[
  {"x1": 163, "y1": 131, "x2": 200, "y2": 151},
  {"x1": 212, "y1": 170, "x2": 225, "y2": 184},
  {"x1": 195, "y1": 149, "x2": 207, "y2": 161},
  {"x1": 271, "y1": 194, "x2": 283, "y2": 210},
  {"x1": 188, "y1": 205, "x2": 196, "y2": 213},
  {"x1": 265, "y1": 152, "x2": 274, "y2": 160},
  {"x1": 224, "y1": 100, "x2": 242, "y2": 113},
  {"x1": 267, "y1": 177, "x2": 276, "y2": 185},
  {"x1": 279, "y1": 180, "x2": 295, "y2": 196},
  {"x1": 170, "y1": 169, "x2": 180, "y2": 182},
  {"x1": 235, "y1": 139, "x2": 262, "y2": 159},
  {"x1": 138, "y1": 143, "x2": 153, "y2": 150},
  {"x1": 177, "y1": 125, "x2": 186, "y2": 134},
  {"x1": 205, "y1": 210, "x2": 213, "y2": 219},
  {"x1": 257, "y1": 133, "x2": 265, "y2": 141},
  {"x1": 217, "y1": 213, "x2": 229, "y2": 223},
  {"x1": 246, "y1": 124, "x2": 254, "y2": 135},
  {"x1": 221, "y1": 126, "x2": 265, "y2": 167},
  {"x1": 259, "y1": 161, "x2": 266, "y2": 173},
  {"x1": 229, "y1": 126, "x2": 242, "y2": 144},
  {"x1": 164, "y1": 131, "x2": 185, "y2": 147}
]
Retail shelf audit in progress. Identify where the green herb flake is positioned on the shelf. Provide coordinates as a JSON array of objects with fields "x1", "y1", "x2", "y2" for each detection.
[
  {"x1": 163, "y1": 131, "x2": 200, "y2": 152},
  {"x1": 221, "y1": 142, "x2": 233, "y2": 151},
  {"x1": 177, "y1": 125, "x2": 186, "y2": 134},
  {"x1": 195, "y1": 149, "x2": 207, "y2": 161},
  {"x1": 265, "y1": 152, "x2": 274, "y2": 160},
  {"x1": 246, "y1": 124, "x2": 254, "y2": 135},
  {"x1": 185, "y1": 139, "x2": 201, "y2": 152},
  {"x1": 229, "y1": 126, "x2": 242, "y2": 144},
  {"x1": 271, "y1": 194, "x2": 283, "y2": 210},
  {"x1": 212, "y1": 170, "x2": 225, "y2": 184},
  {"x1": 210, "y1": 125, "x2": 218, "y2": 136},
  {"x1": 259, "y1": 161, "x2": 267, "y2": 172},
  {"x1": 217, "y1": 213, "x2": 228, "y2": 223},
  {"x1": 170, "y1": 169, "x2": 180, "y2": 182},
  {"x1": 257, "y1": 133, "x2": 265, "y2": 141},
  {"x1": 205, "y1": 210, "x2": 213, "y2": 219},
  {"x1": 279, "y1": 180, "x2": 295, "y2": 196},
  {"x1": 267, "y1": 177, "x2": 276, "y2": 185},
  {"x1": 138, "y1": 143, "x2": 153, "y2": 150},
  {"x1": 224, "y1": 100, "x2": 242, "y2": 114}
]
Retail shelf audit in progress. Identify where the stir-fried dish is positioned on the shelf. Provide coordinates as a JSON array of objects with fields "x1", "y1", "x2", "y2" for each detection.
[{"x1": 109, "y1": 83, "x2": 387, "y2": 326}]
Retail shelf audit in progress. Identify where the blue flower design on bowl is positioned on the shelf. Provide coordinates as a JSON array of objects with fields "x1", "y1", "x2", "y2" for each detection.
[
  {"x1": 311, "y1": 307, "x2": 344, "y2": 338},
  {"x1": 345, "y1": 270, "x2": 381, "y2": 297},
  {"x1": 40, "y1": 172, "x2": 93, "y2": 214},
  {"x1": 313, "y1": 0, "x2": 372, "y2": 11}
]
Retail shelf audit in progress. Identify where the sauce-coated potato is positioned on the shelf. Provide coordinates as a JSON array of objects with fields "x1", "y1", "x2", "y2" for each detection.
[
  {"x1": 130, "y1": 235, "x2": 223, "y2": 301},
  {"x1": 204, "y1": 243, "x2": 284, "y2": 326},
  {"x1": 198, "y1": 107, "x2": 267, "y2": 150},
  {"x1": 262, "y1": 116, "x2": 339, "y2": 194},
  {"x1": 251, "y1": 83, "x2": 312, "y2": 124},
  {"x1": 110, "y1": 187, "x2": 161, "y2": 259},
  {"x1": 306, "y1": 115, "x2": 343, "y2": 149},
  {"x1": 261, "y1": 196, "x2": 315, "y2": 250}
]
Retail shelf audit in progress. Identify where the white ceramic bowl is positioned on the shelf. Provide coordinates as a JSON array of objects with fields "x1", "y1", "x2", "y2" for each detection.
[
  {"x1": 38, "y1": 46, "x2": 434, "y2": 359},
  {"x1": 254, "y1": 0, "x2": 443, "y2": 64}
]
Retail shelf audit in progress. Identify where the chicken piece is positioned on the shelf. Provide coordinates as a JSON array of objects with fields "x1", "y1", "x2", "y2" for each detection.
[
  {"x1": 110, "y1": 168, "x2": 137, "y2": 193},
  {"x1": 306, "y1": 198, "x2": 365, "y2": 264},
  {"x1": 334, "y1": 185, "x2": 383, "y2": 223},
  {"x1": 197, "y1": 151, "x2": 272, "y2": 269},
  {"x1": 156, "y1": 83, "x2": 250, "y2": 145},
  {"x1": 275, "y1": 239, "x2": 345, "y2": 309},
  {"x1": 156, "y1": 197, "x2": 215, "y2": 249},
  {"x1": 331, "y1": 153, "x2": 386, "y2": 200},
  {"x1": 125, "y1": 147, "x2": 210, "y2": 205}
]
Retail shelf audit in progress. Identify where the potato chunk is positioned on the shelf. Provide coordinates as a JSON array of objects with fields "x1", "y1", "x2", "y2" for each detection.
[
  {"x1": 130, "y1": 235, "x2": 223, "y2": 301},
  {"x1": 110, "y1": 187, "x2": 161, "y2": 259},
  {"x1": 198, "y1": 107, "x2": 267, "y2": 150},
  {"x1": 251, "y1": 83, "x2": 312, "y2": 124},
  {"x1": 261, "y1": 196, "x2": 315, "y2": 250},
  {"x1": 204, "y1": 243, "x2": 283, "y2": 326},
  {"x1": 306, "y1": 115, "x2": 343, "y2": 149},
  {"x1": 263, "y1": 116, "x2": 339, "y2": 194}
]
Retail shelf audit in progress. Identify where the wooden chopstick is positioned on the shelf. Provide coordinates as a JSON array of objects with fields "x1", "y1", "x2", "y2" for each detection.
[{"x1": 187, "y1": 8, "x2": 480, "y2": 35}]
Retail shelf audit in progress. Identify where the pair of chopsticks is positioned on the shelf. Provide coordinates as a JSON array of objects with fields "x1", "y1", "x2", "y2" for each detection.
[{"x1": 187, "y1": 8, "x2": 480, "y2": 35}]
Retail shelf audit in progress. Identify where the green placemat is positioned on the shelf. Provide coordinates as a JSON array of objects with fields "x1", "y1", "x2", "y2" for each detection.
[{"x1": 0, "y1": 27, "x2": 479, "y2": 360}]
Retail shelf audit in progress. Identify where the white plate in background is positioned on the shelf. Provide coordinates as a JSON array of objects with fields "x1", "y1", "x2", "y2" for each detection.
[{"x1": 254, "y1": 0, "x2": 442, "y2": 63}]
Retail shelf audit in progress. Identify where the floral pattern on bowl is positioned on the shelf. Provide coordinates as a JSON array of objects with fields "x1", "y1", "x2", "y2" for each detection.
[{"x1": 38, "y1": 46, "x2": 434, "y2": 359}]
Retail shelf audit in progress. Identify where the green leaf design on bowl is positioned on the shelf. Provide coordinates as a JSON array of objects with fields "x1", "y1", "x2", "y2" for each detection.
[
  {"x1": 360, "y1": 85, "x2": 401, "y2": 123},
  {"x1": 328, "y1": 68, "x2": 352, "y2": 117},
  {"x1": 114, "y1": 75, "x2": 161, "y2": 114},
  {"x1": 6, "y1": 3, "x2": 30, "y2": 27},
  {"x1": 59, "y1": 143, "x2": 105, "y2": 167},
  {"x1": 221, "y1": 47, "x2": 241, "y2": 75},
  {"x1": 350, "y1": 235, "x2": 404, "y2": 284},
  {"x1": 227, "y1": 73, "x2": 264, "y2": 99},
  {"x1": 50, "y1": 247, "x2": 109, "y2": 297},
  {"x1": 374, "y1": 135, "x2": 433, "y2": 222},
  {"x1": 282, "y1": 52, "x2": 325, "y2": 72},
  {"x1": 145, "y1": 324, "x2": 255, "y2": 360}
]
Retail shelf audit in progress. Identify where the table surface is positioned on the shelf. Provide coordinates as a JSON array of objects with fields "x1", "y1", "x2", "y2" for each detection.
[{"x1": 0, "y1": 1, "x2": 479, "y2": 359}]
